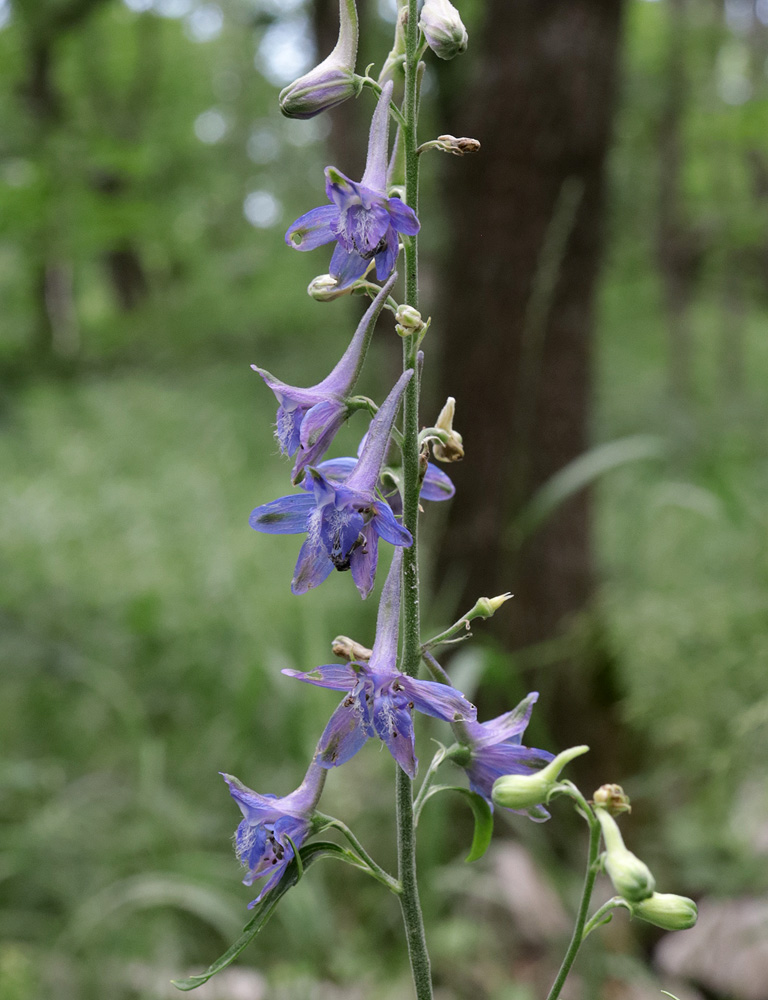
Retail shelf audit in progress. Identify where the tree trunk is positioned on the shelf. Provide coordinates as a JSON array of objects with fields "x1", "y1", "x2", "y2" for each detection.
[{"x1": 436, "y1": 0, "x2": 627, "y2": 778}]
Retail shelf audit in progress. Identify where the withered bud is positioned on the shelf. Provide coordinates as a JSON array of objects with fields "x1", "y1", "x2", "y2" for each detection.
[
  {"x1": 436, "y1": 134, "x2": 481, "y2": 155},
  {"x1": 432, "y1": 396, "x2": 464, "y2": 462},
  {"x1": 332, "y1": 635, "x2": 373, "y2": 661},
  {"x1": 593, "y1": 783, "x2": 632, "y2": 816}
]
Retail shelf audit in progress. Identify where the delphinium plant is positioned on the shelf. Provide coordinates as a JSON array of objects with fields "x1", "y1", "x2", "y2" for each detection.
[{"x1": 174, "y1": 2, "x2": 697, "y2": 997}]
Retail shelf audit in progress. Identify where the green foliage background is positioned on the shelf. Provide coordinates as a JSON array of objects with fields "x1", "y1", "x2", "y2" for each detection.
[{"x1": 2, "y1": 1, "x2": 768, "y2": 997}]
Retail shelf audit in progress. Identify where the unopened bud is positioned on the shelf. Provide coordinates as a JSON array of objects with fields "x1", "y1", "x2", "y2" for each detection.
[
  {"x1": 279, "y1": 0, "x2": 361, "y2": 119},
  {"x1": 492, "y1": 745, "x2": 589, "y2": 811},
  {"x1": 395, "y1": 304, "x2": 425, "y2": 338},
  {"x1": 630, "y1": 893, "x2": 698, "y2": 931},
  {"x1": 435, "y1": 134, "x2": 481, "y2": 156},
  {"x1": 593, "y1": 783, "x2": 632, "y2": 816},
  {"x1": 332, "y1": 635, "x2": 373, "y2": 661},
  {"x1": 470, "y1": 593, "x2": 513, "y2": 619},
  {"x1": 432, "y1": 396, "x2": 464, "y2": 462},
  {"x1": 595, "y1": 808, "x2": 656, "y2": 903},
  {"x1": 419, "y1": 0, "x2": 468, "y2": 61},
  {"x1": 307, "y1": 274, "x2": 353, "y2": 301}
]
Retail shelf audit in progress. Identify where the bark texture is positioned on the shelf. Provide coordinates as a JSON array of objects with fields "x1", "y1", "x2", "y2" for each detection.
[{"x1": 436, "y1": 0, "x2": 627, "y2": 773}]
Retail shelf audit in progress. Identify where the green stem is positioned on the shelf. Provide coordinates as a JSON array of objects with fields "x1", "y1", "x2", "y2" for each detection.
[
  {"x1": 582, "y1": 897, "x2": 630, "y2": 941},
  {"x1": 395, "y1": 3, "x2": 432, "y2": 999},
  {"x1": 316, "y1": 814, "x2": 401, "y2": 894},
  {"x1": 546, "y1": 803, "x2": 602, "y2": 1000}
]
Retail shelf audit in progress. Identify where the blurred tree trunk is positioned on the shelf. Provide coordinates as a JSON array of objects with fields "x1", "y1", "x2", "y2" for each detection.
[
  {"x1": 436, "y1": 0, "x2": 628, "y2": 778},
  {"x1": 656, "y1": 0, "x2": 700, "y2": 405}
]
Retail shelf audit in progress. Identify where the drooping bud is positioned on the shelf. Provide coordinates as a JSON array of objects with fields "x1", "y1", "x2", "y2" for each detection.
[
  {"x1": 379, "y1": 4, "x2": 408, "y2": 85},
  {"x1": 432, "y1": 396, "x2": 464, "y2": 462},
  {"x1": 332, "y1": 635, "x2": 373, "y2": 661},
  {"x1": 630, "y1": 893, "x2": 698, "y2": 931},
  {"x1": 279, "y1": 0, "x2": 361, "y2": 119},
  {"x1": 492, "y1": 745, "x2": 589, "y2": 811},
  {"x1": 418, "y1": 0, "x2": 468, "y2": 61},
  {"x1": 395, "y1": 303, "x2": 426, "y2": 338},
  {"x1": 595, "y1": 808, "x2": 656, "y2": 903},
  {"x1": 593, "y1": 783, "x2": 632, "y2": 816},
  {"x1": 307, "y1": 274, "x2": 354, "y2": 301}
]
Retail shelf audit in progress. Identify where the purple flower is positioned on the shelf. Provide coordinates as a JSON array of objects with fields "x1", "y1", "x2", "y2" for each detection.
[
  {"x1": 252, "y1": 272, "x2": 396, "y2": 484},
  {"x1": 451, "y1": 693, "x2": 554, "y2": 819},
  {"x1": 283, "y1": 549, "x2": 476, "y2": 777},
  {"x1": 285, "y1": 80, "x2": 420, "y2": 289},
  {"x1": 249, "y1": 370, "x2": 413, "y2": 598},
  {"x1": 304, "y1": 448, "x2": 455, "y2": 514},
  {"x1": 221, "y1": 760, "x2": 326, "y2": 907}
]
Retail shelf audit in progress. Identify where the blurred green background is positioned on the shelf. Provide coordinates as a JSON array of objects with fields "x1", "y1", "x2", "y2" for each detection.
[{"x1": 2, "y1": 1, "x2": 768, "y2": 998}]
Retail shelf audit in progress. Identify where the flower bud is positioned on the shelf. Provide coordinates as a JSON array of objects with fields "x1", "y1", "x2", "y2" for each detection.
[
  {"x1": 595, "y1": 808, "x2": 656, "y2": 903},
  {"x1": 432, "y1": 397, "x2": 464, "y2": 462},
  {"x1": 307, "y1": 273, "x2": 353, "y2": 301},
  {"x1": 492, "y1": 745, "x2": 589, "y2": 811},
  {"x1": 630, "y1": 893, "x2": 697, "y2": 931},
  {"x1": 279, "y1": 0, "x2": 361, "y2": 119},
  {"x1": 469, "y1": 593, "x2": 513, "y2": 619},
  {"x1": 332, "y1": 635, "x2": 373, "y2": 661},
  {"x1": 435, "y1": 134, "x2": 481, "y2": 156},
  {"x1": 395, "y1": 304, "x2": 425, "y2": 338},
  {"x1": 593, "y1": 783, "x2": 632, "y2": 816},
  {"x1": 419, "y1": 0, "x2": 468, "y2": 61}
]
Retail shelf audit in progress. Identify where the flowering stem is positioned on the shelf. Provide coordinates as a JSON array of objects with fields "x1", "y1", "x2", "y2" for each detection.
[
  {"x1": 394, "y1": 3, "x2": 432, "y2": 999},
  {"x1": 545, "y1": 796, "x2": 602, "y2": 1000}
]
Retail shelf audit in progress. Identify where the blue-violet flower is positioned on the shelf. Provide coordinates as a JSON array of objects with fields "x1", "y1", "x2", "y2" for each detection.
[
  {"x1": 252, "y1": 272, "x2": 396, "y2": 483},
  {"x1": 221, "y1": 760, "x2": 326, "y2": 907},
  {"x1": 451, "y1": 692, "x2": 554, "y2": 820},
  {"x1": 249, "y1": 370, "x2": 413, "y2": 598},
  {"x1": 284, "y1": 548, "x2": 476, "y2": 777},
  {"x1": 285, "y1": 80, "x2": 420, "y2": 289}
]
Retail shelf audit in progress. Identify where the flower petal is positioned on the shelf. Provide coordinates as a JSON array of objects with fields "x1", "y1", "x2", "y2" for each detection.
[
  {"x1": 350, "y1": 522, "x2": 379, "y2": 598},
  {"x1": 317, "y1": 700, "x2": 369, "y2": 767},
  {"x1": 285, "y1": 204, "x2": 340, "y2": 250},
  {"x1": 312, "y1": 456, "x2": 356, "y2": 484},
  {"x1": 372, "y1": 693, "x2": 416, "y2": 777},
  {"x1": 420, "y1": 463, "x2": 455, "y2": 501},
  {"x1": 282, "y1": 662, "x2": 358, "y2": 691},
  {"x1": 371, "y1": 500, "x2": 413, "y2": 547},
  {"x1": 387, "y1": 195, "x2": 420, "y2": 236},
  {"x1": 329, "y1": 241, "x2": 370, "y2": 289},
  {"x1": 291, "y1": 531, "x2": 334, "y2": 594},
  {"x1": 299, "y1": 399, "x2": 347, "y2": 452},
  {"x1": 249, "y1": 493, "x2": 315, "y2": 534},
  {"x1": 399, "y1": 676, "x2": 477, "y2": 723},
  {"x1": 374, "y1": 226, "x2": 399, "y2": 281},
  {"x1": 471, "y1": 693, "x2": 540, "y2": 749}
]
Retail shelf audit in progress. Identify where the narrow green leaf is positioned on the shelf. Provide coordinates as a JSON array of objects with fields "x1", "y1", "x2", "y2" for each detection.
[
  {"x1": 171, "y1": 842, "x2": 358, "y2": 991},
  {"x1": 421, "y1": 785, "x2": 494, "y2": 863}
]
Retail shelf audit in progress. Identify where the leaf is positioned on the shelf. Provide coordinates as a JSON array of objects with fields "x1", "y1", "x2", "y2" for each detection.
[
  {"x1": 421, "y1": 785, "x2": 494, "y2": 863},
  {"x1": 171, "y1": 842, "x2": 358, "y2": 991},
  {"x1": 512, "y1": 435, "x2": 665, "y2": 543}
]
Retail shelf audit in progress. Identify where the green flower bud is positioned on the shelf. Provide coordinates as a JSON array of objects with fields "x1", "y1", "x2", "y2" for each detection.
[
  {"x1": 419, "y1": 0, "x2": 468, "y2": 61},
  {"x1": 595, "y1": 808, "x2": 656, "y2": 903},
  {"x1": 395, "y1": 304, "x2": 425, "y2": 338},
  {"x1": 307, "y1": 274, "x2": 352, "y2": 301},
  {"x1": 492, "y1": 745, "x2": 589, "y2": 811},
  {"x1": 631, "y1": 893, "x2": 698, "y2": 931}
]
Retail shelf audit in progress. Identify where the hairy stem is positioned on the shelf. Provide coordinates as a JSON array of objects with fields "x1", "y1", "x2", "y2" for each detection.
[
  {"x1": 546, "y1": 805, "x2": 602, "y2": 1000},
  {"x1": 395, "y1": 3, "x2": 432, "y2": 999}
]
